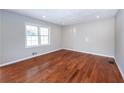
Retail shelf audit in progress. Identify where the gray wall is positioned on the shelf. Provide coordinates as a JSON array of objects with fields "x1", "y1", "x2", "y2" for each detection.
[
  {"x1": 0, "y1": 10, "x2": 2, "y2": 63},
  {"x1": 115, "y1": 10, "x2": 124, "y2": 78},
  {"x1": 0, "y1": 10, "x2": 62, "y2": 65},
  {"x1": 62, "y1": 18, "x2": 115, "y2": 57}
]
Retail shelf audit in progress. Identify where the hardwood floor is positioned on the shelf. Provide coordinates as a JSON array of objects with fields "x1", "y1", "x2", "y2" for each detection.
[{"x1": 0, "y1": 49, "x2": 123, "y2": 83}]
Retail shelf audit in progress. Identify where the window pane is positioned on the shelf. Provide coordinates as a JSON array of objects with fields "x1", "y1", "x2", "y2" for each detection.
[
  {"x1": 32, "y1": 36, "x2": 38, "y2": 41},
  {"x1": 26, "y1": 36, "x2": 32, "y2": 41},
  {"x1": 44, "y1": 36, "x2": 48, "y2": 44},
  {"x1": 26, "y1": 39, "x2": 38, "y2": 47},
  {"x1": 39, "y1": 27, "x2": 44, "y2": 35},
  {"x1": 26, "y1": 25, "x2": 38, "y2": 36},
  {"x1": 27, "y1": 40, "x2": 32, "y2": 47},
  {"x1": 41, "y1": 36, "x2": 44, "y2": 42},
  {"x1": 32, "y1": 40, "x2": 38, "y2": 46},
  {"x1": 39, "y1": 30, "x2": 44, "y2": 35},
  {"x1": 39, "y1": 27, "x2": 49, "y2": 35},
  {"x1": 26, "y1": 25, "x2": 39, "y2": 47},
  {"x1": 44, "y1": 28, "x2": 48, "y2": 35},
  {"x1": 41, "y1": 36, "x2": 49, "y2": 45}
]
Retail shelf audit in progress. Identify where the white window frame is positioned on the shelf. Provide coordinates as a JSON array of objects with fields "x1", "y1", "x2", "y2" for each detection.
[
  {"x1": 25, "y1": 23, "x2": 50, "y2": 48},
  {"x1": 39, "y1": 26, "x2": 50, "y2": 46}
]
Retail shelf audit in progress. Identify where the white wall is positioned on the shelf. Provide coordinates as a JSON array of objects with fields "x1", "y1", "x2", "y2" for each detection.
[
  {"x1": 1, "y1": 10, "x2": 62, "y2": 65},
  {"x1": 0, "y1": 10, "x2": 2, "y2": 63},
  {"x1": 115, "y1": 10, "x2": 124, "y2": 78},
  {"x1": 62, "y1": 18, "x2": 115, "y2": 57}
]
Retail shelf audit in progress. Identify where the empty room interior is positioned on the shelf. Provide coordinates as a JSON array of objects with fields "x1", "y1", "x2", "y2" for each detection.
[{"x1": 0, "y1": 9, "x2": 124, "y2": 83}]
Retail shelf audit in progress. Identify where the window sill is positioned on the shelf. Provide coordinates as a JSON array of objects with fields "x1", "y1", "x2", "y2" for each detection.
[{"x1": 25, "y1": 44, "x2": 50, "y2": 49}]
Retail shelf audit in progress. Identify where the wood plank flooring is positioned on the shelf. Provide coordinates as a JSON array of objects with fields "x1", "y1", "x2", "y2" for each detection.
[{"x1": 0, "y1": 49, "x2": 123, "y2": 83}]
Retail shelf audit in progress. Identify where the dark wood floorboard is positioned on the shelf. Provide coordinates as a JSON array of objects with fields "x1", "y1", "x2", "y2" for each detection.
[{"x1": 0, "y1": 49, "x2": 123, "y2": 83}]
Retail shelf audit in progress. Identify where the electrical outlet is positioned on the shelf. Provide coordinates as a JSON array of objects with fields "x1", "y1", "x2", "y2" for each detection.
[{"x1": 32, "y1": 52, "x2": 37, "y2": 56}]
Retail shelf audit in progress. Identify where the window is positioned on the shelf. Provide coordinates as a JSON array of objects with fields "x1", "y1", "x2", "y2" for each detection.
[
  {"x1": 25, "y1": 24, "x2": 50, "y2": 48},
  {"x1": 39, "y1": 27, "x2": 49, "y2": 45},
  {"x1": 26, "y1": 25, "x2": 38, "y2": 47}
]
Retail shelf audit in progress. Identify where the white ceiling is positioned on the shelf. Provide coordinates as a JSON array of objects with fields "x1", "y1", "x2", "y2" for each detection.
[{"x1": 7, "y1": 9, "x2": 118, "y2": 26}]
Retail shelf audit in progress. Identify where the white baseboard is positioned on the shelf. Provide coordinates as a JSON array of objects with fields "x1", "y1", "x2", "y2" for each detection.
[
  {"x1": 1, "y1": 48, "x2": 124, "y2": 80},
  {"x1": 114, "y1": 57, "x2": 124, "y2": 80},
  {"x1": 0, "y1": 48, "x2": 61, "y2": 67},
  {"x1": 63, "y1": 48, "x2": 124, "y2": 80},
  {"x1": 62, "y1": 48, "x2": 114, "y2": 58},
  {"x1": 0, "y1": 48, "x2": 114, "y2": 67}
]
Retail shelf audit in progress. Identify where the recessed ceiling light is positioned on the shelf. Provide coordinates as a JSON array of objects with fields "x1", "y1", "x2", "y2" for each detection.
[
  {"x1": 42, "y1": 16, "x2": 46, "y2": 18},
  {"x1": 96, "y1": 16, "x2": 100, "y2": 18}
]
